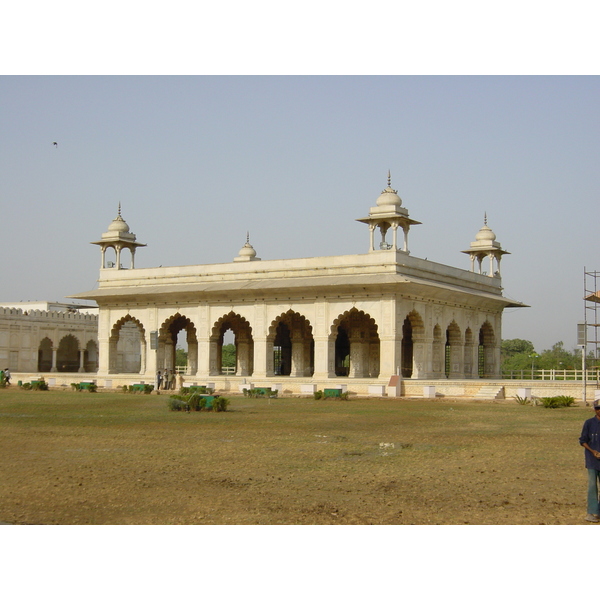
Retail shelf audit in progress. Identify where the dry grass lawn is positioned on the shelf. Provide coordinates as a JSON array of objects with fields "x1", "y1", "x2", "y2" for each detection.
[{"x1": 0, "y1": 388, "x2": 593, "y2": 525}]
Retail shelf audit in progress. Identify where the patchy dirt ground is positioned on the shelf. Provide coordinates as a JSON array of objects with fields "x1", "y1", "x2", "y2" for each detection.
[{"x1": 0, "y1": 390, "x2": 594, "y2": 525}]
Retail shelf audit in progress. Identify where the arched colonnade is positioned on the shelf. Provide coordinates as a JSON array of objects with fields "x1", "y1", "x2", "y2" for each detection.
[
  {"x1": 37, "y1": 335, "x2": 98, "y2": 373},
  {"x1": 106, "y1": 308, "x2": 498, "y2": 379}
]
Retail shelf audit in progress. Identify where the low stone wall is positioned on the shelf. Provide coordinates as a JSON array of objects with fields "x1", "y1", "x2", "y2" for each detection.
[{"x1": 8, "y1": 372, "x2": 600, "y2": 402}]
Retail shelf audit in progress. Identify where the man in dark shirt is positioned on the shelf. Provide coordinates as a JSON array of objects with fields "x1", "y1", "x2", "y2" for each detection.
[{"x1": 579, "y1": 399, "x2": 600, "y2": 522}]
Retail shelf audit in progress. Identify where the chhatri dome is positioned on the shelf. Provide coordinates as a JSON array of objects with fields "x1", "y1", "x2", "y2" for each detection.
[
  {"x1": 375, "y1": 173, "x2": 403, "y2": 208},
  {"x1": 107, "y1": 206, "x2": 131, "y2": 234},
  {"x1": 462, "y1": 214, "x2": 509, "y2": 277},
  {"x1": 356, "y1": 171, "x2": 421, "y2": 253},
  {"x1": 475, "y1": 219, "x2": 497, "y2": 242},
  {"x1": 91, "y1": 204, "x2": 146, "y2": 269},
  {"x1": 233, "y1": 232, "x2": 260, "y2": 262}
]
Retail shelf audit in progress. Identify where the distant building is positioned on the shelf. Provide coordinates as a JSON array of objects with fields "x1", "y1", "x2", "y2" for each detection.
[
  {"x1": 72, "y1": 175, "x2": 525, "y2": 393},
  {"x1": 0, "y1": 302, "x2": 98, "y2": 373}
]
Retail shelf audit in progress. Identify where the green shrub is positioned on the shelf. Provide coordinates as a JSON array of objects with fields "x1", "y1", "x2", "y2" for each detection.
[
  {"x1": 71, "y1": 383, "x2": 81, "y2": 391},
  {"x1": 167, "y1": 398, "x2": 189, "y2": 412},
  {"x1": 143, "y1": 384, "x2": 154, "y2": 394},
  {"x1": 313, "y1": 390, "x2": 324, "y2": 400},
  {"x1": 540, "y1": 395, "x2": 575, "y2": 409},
  {"x1": 514, "y1": 395, "x2": 530, "y2": 405},
  {"x1": 30, "y1": 380, "x2": 48, "y2": 391},
  {"x1": 555, "y1": 395, "x2": 575, "y2": 407},
  {"x1": 212, "y1": 397, "x2": 229, "y2": 412},
  {"x1": 21, "y1": 382, "x2": 31, "y2": 390},
  {"x1": 88, "y1": 383, "x2": 98, "y2": 393},
  {"x1": 187, "y1": 393, "x2": 206, "y2": 411}
]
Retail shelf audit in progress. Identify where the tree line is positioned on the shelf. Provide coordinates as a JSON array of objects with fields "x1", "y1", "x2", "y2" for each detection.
[
  {"x1": 501, "y1": 339, "x2": 597, "y2": 372},
  {"x1": 179, "y1": 341, "x2": 595, "y2": 372}
]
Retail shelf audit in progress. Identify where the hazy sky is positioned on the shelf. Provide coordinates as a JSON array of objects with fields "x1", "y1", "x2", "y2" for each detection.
[{"x1": 1, "y1": 75, "x2": 598, "y2": 352}]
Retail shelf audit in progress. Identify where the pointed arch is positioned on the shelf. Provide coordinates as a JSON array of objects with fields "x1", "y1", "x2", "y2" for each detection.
[
  {"x1": 85, "y1": 339, "x2": 99, "y2": 373},
  {"x1": 445, "y1": 320, "x2": 462, "y2": 379},
  {"x1": 432, "y1": 324, "x2": 443, "y2": 376},
  {"x1": 401, "y1": 310, "x2": 425, "y2": 378},
  {"x1": 38, "y1": 337, "x2": 53, "y2": 372},
  {"x1": 109, "y1": 315, "x2": 146, "y2": 374},
  {"x1": 210, "y1": 312, "x2": 254, "y2": 376},
  {"x1": 157, "y1": 313, "x2": 198, "y2": 375},
  {"x1": 478, "y1": 320, "x2": 496, "y2": 378},
  {"x1": 464, "y1": 327, "x2": 475, "y2": 378},
  {"x1": 57, "y1": 334, "x2": 80, "y2": 372},
  {"x1": 330, "y1": 308, "x2": 379, "y2": 378},
  {"x1": 267, "y1": 311, "x2": 314, "y2": 377}
]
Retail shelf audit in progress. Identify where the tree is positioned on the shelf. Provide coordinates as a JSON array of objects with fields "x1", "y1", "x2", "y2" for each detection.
[
  {"x1": 175, "y1": 347, "x2": 188, "y2": 367},
  {"x1": 537, "y1": 341, "x2": 577, "y2": 370},
  {"x1": 501, "y1": 339, "x2": 582, "y2": 372},
  {"x1": 501, "y1": 339, "x2": 536, "y2": 372},
  {"x1": 501, "y1": 339, "x2": 534, "y2": 358},
  {"x1": 222, "y1": 343, "x2": 236, "y2": 368}
]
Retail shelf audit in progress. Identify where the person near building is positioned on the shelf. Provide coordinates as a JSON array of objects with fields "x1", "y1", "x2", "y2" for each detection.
[
  {"x1": 156, "y1": 370, "x2": 162, "y2": 390},
  {"x1": 579, "y1": 399, "x2": 600, "y2": 522},
  {"x1": 4, "y1": 368, "x2": 10, "y2": 386}
]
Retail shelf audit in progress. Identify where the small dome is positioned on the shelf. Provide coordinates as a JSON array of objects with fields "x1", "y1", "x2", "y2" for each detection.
[
  {"x1": 107, "y1": 204, "x2": 130, "y2": 233},
  {"x1": 238, "y1": 242, "x2": 257, "y2": 259},
  {"x1": 475, "y1": 215, "x2": 496, "y2": 242},
  {"x1": 375, "y1": 172, "x2": 402, "y2": 207},
  {"x1": 107, "y1": 215, "x2": 130, "y2": 234},
  {"x1": 475, "y1": 224, "x2": 496, "y2": 241},
  {"x1": 234, "y1": 233, "x2": 260, "y2": 261},
  {"x1": 376, "y1": 185, "x2": 402, "y2": 207}
]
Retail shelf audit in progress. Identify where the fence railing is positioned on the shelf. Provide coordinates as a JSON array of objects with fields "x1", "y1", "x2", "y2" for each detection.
[
  {"x1": 175, "y1": 366, "x2": 236, "y2": 375},
  {"x1": 502, "y1": 369, "x2": 600, "y2": 382}
]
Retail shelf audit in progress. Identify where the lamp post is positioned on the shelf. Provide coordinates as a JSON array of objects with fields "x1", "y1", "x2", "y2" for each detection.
[
  {"x1": 581, "y1": 345, "x2": 587, "y2": 406},
  {"x1": 529, "y1": 353, "x2": 539, "y2": 380}
]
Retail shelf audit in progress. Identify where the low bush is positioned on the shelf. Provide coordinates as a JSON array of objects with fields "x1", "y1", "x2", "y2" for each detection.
[
  {"x1": 21, "y1": 380, "x2": 48, "y2": 391},
  {"x1": 540, "y1": 395, "x2": 576, "y2": 409},
  {"x1": 514, "y1": 395, "x2": 530, "y2": 405},
  {"x1": 314, "y1": 390, "x2": 349, "y2": 400},
  {"x1": 243, "y1": 388, "x2": 276, "y2": 398},
  {"x1": 169, "y1": 392, "x2": 228, "y2": 412},
  {"x1": 212, "y1": 397, "x2": 229, "y2": 412},
  {"x1": 187, "y1": 393, "x2": 206, "y2": 411},
  {"x1": 167, "y1": 398, "x2": 189, "y2": 412}
]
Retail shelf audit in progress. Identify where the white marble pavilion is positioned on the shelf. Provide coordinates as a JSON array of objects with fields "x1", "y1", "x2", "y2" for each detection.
[{"x1": 72, "y1": 175, "x2": 525, "y2": 394}]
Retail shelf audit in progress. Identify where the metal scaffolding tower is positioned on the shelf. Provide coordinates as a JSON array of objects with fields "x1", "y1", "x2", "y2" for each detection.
[{"x1": 583, "y1": 267, "x2": 600, "y2": 365}]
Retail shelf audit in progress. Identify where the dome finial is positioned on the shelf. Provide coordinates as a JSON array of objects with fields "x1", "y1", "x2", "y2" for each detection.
[
  {"x1": 118, "y1": 202, "x2": 122, "y2": 218},
  {"x1": 387, "y1": 170, "x2": 391, "y2": 187},
  {"x1": 246, "y1": 231, "x2": 250, "y2": 244},
  {"x1": 484, "y1": 212, "x2": 487, "y2": 226}
]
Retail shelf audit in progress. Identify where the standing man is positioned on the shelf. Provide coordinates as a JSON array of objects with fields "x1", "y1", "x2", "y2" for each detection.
[
  {"x1": 579, "y1": 399, "x2": 600, "y2": 522},
  {"x1": 156, "y1": 370, "x2": 162, "y2": 391}
]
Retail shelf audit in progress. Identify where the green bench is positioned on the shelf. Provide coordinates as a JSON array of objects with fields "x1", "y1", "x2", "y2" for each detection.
[
  {"x1": 254, "y1": 387, "x2": 272, "y2": 395},
  {"x1": 324, "y1": 388, "x2": 342, "y2": 397},
  {"x1": 186, "y1": 385, "x2": 213, "y2": 394}
]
